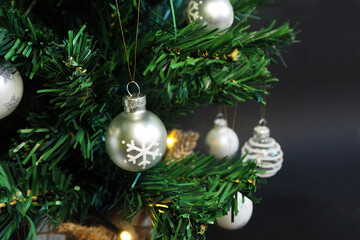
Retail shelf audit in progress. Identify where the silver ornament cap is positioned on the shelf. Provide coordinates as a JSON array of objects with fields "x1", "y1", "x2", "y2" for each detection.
[
  {"x1": 205, "y1": 114, "x2": 239, "y2": 159},
  {"x1": 253, "y1": 125, "x2": 270, "y2": 140},
  {"x1": 241, "y1": 119, "x2": 283, "y2": 178},
  {"x1": 123, "y1": 94, "x2": 146, "y2": 112},
  {"x1": 105, "y1": 94, "x2": 167, "y2": 172},
  {"x1": 186, "y1": 0, "x2": 234, "y2": 32},
  {"x1": 0, "y1": 63, "x2": 23, "y2": 119}
]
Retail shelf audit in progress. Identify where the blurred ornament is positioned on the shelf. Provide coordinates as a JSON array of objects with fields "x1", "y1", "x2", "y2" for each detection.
[
  {"x1": 217, "y1": 192, "x2": 253, "y2": 230},
  {"x1": 205, "y1": 113, "x2": 239, "y2": 159},
  {"x1": 165, "y1": 129, "x2": 199, "y2": 163},
  {"x1": 241, "y1": 119, "x2": 283, "y2": 178},
  {"x1": 0, "y1": 63, "x2": 23, "y2": 119},
  {"x1": 105, "y1": 88, "x2": 167, "y2": 172},
  {"x1": 186, "y1": 0, "x2": 234, "y2": 32}
]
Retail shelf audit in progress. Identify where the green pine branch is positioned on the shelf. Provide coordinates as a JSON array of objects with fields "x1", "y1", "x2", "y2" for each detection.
[
  {"x1": 0, "y1": 0, "x2": 296, "y2": 239},
  {"x1": 121, "y1": 153, "x2": 260, "y2": 239},
  {"x1": 139, "y1": 20, "x2": 295, "y2": 120},
  {"x1": 0, "y1": 8, "x2": 57, "y2": 78}
]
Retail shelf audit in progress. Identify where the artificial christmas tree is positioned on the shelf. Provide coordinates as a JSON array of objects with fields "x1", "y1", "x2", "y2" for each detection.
[{"x1": 0, "y1": 0, "x2": 296, "y2": 239}]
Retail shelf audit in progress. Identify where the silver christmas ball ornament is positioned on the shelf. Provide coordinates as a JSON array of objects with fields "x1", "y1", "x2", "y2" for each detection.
[
  {"x1": 0, "y1": 63, "x2": 23, "y2": 119},
  {"x1": 105, "y1": 94, "x2": 167, "y2": 172},
  {"x1": 241, "y1": 119, "x2": 283, "y2": 178},
  {"x1": 217, "y1": 192, "x2": 253, "y2": 230},
  {"x1": 205, "y1": 114, "x2": 239, "y2": 159},
  {"x1": 186, "y1": 0, "x2": 234, "y2": 32}
]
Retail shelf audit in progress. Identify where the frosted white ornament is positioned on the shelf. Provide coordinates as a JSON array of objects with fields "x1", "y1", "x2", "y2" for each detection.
[
  {"x1": 205, "y1": 114, "x2": 239, "y2": 159},
  {"x1": 105, "y1": 92, "x2": 167, "y2": 172},
  {"x1": 241, "y1": 119, "x2": 283, "y2": 178},
  {"x1": 0, "y1": 63, "x2": 23, "y2": 119},
  {"x1": 186, "y1": 0, "x2": 234, "y2": 32},
  {"x1": 217, "y1": 192, "x2": 253, "y2": 230}
]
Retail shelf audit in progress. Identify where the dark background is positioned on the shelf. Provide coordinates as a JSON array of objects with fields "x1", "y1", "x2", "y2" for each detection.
[{"x1": 176, "y1": 0, "x2": 360, "y2": 239}]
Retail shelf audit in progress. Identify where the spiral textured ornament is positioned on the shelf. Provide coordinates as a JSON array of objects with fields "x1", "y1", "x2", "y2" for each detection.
[
  {"x1": 105, "y1": 94, "x2": 167, "y2": 172},
  {"x1": 241, "y1": 120, "x2": 283, "y2": 178},
  {"x1": 186, "y1": 0, "x2": 234, "y2": 32},
  {"x1": 0, "y1": 63, "x2": 23, "y2": 119},
  {"x1": 205, "y1": 114, "x2": 239, "y2": 159},
  {"x1": 217, "y1": 192, "x2": 253, "y2": 230}
]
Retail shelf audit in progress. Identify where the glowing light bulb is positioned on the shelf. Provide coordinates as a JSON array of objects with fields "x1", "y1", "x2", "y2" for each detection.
[
  {"x1": 167, "y1": 137, "x2": 175, "y2": 148},
  {"x1": 119, "y1": 231, "x2": 132, "y2": 240},
  {"x1": 167, "y1": 130, "x2": 178, "y2": 149}
]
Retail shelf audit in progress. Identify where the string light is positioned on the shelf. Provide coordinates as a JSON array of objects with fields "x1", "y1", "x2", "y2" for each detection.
[
  {"x1": 119, "y1": 231, "x2": 132, "y2": 240},
  {"x1": 167, "y1": 137, "x2": 175, "y2": 148},
  {"x1": 167, "y1": 130, "x2": 178, "y2": 149}
]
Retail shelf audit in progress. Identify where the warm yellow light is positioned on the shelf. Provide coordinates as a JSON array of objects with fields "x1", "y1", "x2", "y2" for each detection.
[
  {"x1": 167, "y1": 137, "x2": 175, "y2": 148},
  {"x1": 167, "y1": 129, "x2": 178, "y2": 149},
  {"x1": 119, "y1": 231, "x2": 132, "y2": 240}
]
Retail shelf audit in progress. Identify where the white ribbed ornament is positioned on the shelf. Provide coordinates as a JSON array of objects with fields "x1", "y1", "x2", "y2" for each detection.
[{"x1": 241, "y1": 119, "x2": 283, "y2": 178}]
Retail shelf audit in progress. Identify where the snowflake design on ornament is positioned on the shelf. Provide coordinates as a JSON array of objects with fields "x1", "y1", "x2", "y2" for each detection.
[
  {"x1": 4, "y1": 94, "x2": 19, "y2": 110},
  {"x1": 187, "y1": 0, "x2": 203, "y2": 22},
  {"x1": 122, "y1": 139, "x2": 162, "y2": 169}
]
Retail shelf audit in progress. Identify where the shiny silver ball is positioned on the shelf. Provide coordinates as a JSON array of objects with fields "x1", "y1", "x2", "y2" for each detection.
[
  {"x1": 241, "y1": 120, "x2": 283, "y2": 178},
  {"x1": 0, "y1": 63, "x2": 23, "y2": 119},
  {"x1": 205, "y1": 115, "x2": 239, "y2": 159},
  {"x1": 105, "y1": 95, "x2": 167, "y2": 172},
  {"x1": 217, "y1": 192, "x2": 253, "y2": 230},
  {"x1": 186, "y1": 0, "x2": 234, "y2": 32}
]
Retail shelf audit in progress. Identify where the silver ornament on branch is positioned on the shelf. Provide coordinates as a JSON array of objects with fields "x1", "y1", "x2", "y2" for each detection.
[
  {"x1": 205, "y1": 113, "x2": 239, "y2": 159},
  {"x1": 105, "y1": 85, "x2": 167, "y2": 172},
  {"x1": 186, "y1": 0, "x2": 234, "y2": 32},
  {"x1": 217, "y1": 192, "x2": 253, "y2": 230},
  {"x1": 241, "y1": 119, "x2": 283, "y2": 178},
  {"x1": 0, "y1": 63, "x2": 23, "y2": 119}
]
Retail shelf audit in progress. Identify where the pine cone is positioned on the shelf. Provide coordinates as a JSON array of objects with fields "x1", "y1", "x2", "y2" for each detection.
[
  {"x1": 54, "y1": 208, "x2": 152, "y2": 240},
  {"x1": 57, "y1": 223, "x2": 117, "y2": 240},
  {"x1": 165, "y1": 129, "x2": 199, "y2": 163}
]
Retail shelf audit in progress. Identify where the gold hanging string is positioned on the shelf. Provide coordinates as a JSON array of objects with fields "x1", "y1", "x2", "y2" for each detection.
[
  {"x1": 232, "y1": 102, "x2": 238, "y2": 130},
  {"x1": 260, "y1": 102, "x2": 266, "y2": 119},
  {"x1": 114, "y1": 0, "x2": 133, "y2": 82},
  {"x1": 114, "y1": 0, "x2": 142, "y2": 83},
  {"x1": 223, "y1": 106, "x2": 228, "y2": 122},
  {"x1": 260, "y1": 92, "x2": 266, "y2": 120},
  {"x1": 132, "y1": 0, "x2": 141, "y2": 82}
]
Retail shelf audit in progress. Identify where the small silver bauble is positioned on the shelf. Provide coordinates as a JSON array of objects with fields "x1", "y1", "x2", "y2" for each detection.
[
  {"x1": 217, "y1": 192, "x2": 253, "y2": 230},
  {"x1": 105, "y1": 94, "x2": 167, "y2": 172},
  {"x1": 0, "y1": 63, "x2": 23, "y2": 119},
  {"x1": 186, "y1": 0, "x2": 234, "y2": 32},
  {"x1": 205, "y1": 114, "x2": 239, "y2": 159},
  {"x1": 241, "y1": 119, "x2": 283, "y2": 178}
]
